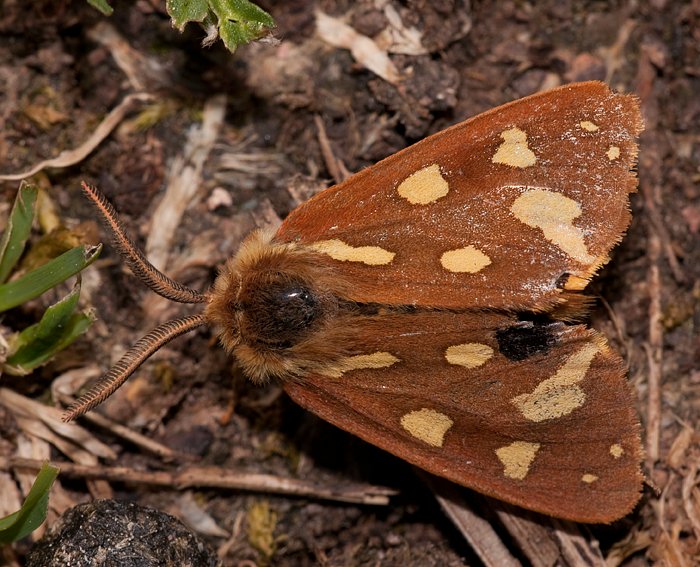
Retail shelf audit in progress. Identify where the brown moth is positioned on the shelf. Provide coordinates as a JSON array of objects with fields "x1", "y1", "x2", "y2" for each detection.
[{"x1": 65, "y1": 81, "x2": 644, "y2": 523}]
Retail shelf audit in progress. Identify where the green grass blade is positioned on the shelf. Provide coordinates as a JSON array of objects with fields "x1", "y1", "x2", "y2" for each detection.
[
  {"x1": 5, "y1": 280, "x2": 96, "y2": 374},
  {"x1": 0, "y1": 244, "x2": 101, "y2": 312},
  {"x1": 0, "y1": 462, "x2": 59, "y2": 543},
  {"x1": 87, "y1": 0, "x2": 114, "y2": 15},
  {"x1": 0, "y1": 181, "x2": 38, "y2": 284}
]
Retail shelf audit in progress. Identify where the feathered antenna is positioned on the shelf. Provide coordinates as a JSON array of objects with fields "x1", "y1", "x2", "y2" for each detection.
[{"x1": 62, "y1": 183, "x2": 210, "y2": 421}]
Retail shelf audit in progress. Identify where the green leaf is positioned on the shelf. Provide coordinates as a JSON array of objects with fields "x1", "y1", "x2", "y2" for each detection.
[
  {"x1": 205, "y1": 0, "x2": 275, "y2": 52},
  {"x1": 5, "y1": 280, "x2": 95, "y2": 374},
  {"x1": 0, "y1": 462, "x2": 59, "y2": 544},
  {"x1": 0, "y1": 244, "x2": 101, "y2": 313},
  {"x1": 87, "y1": 0, "x2": 114, "y2": 16},
  {"x1": 0, "y1": 181, "x2": 38, "y2": 284},
  {"x1": 167, "y1": 0, "x2": 210, "y2": 30},
  {"x1": 165, "y1": 0, "x2": 275, "y2": 52}
]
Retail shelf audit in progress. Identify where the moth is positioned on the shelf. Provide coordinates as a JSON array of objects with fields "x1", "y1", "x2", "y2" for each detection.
[{"x1": 65, "y1": 81, "x2": 644, "y2": 523}]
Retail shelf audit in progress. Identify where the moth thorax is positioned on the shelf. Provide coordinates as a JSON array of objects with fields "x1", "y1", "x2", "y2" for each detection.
[{"x1": 238, "y1": 274, "x2": 320, "y2": 349}]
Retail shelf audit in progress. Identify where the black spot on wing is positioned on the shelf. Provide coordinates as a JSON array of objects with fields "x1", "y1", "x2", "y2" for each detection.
[{"x1": 495, "y1": 319, "x2": 560, "y2": 361}]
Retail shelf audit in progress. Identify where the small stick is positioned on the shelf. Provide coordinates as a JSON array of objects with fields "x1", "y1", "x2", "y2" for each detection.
[{"x1": 1, "y1": 457, "x2": 397, "y2": 506}]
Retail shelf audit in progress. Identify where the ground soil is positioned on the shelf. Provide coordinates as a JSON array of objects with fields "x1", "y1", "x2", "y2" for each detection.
[{"x1": 1, "y1": 1, "x2": 698, "y2": 565}]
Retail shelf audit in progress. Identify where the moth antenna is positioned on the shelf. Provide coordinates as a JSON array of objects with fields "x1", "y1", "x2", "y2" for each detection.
[
  {"x1": 62, "y1": 314, "x2": 206, "y2": 421},
  {"x1": 80, "y1": 181, "x2": 207, "y2": 304}
]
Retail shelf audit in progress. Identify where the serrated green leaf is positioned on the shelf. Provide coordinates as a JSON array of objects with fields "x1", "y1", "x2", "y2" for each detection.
[
  {"x1": 208, "y1": 0, "x2": 275, "y2": 52},
  {"x1": 0, "y1": 181, "x2": 38, "y2": 284},
  {"x1": 0, "y1": 462, "x2": 59, "y2": 543},
  {"x1": 87, "y1": 0, "x2": 114, "y2": 16},
  {"x1": 5, "y1": 280, "x2": 95, "y2": 374},
  {"x1": 0, "y1": 244, "x2": 101, "y2": 313},
  {"x1": 167, "y1": 0, "x2": 210, "y2": 30}
]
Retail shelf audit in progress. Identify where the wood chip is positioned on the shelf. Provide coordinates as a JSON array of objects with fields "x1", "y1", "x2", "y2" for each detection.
[{"x1": 315, "y1": 10, "x2": 401, "y2": 85}]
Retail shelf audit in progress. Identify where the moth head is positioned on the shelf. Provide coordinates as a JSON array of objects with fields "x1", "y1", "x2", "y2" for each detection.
[
  {"x1": 205, "y1": 230, "x2": 342, "y2": 383},
  {"x1": 63, "y1": 185, "x2": 337, "y2": 421}
]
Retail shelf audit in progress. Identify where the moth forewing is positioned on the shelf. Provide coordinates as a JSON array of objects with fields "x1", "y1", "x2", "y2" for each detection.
[
  {"x1": 67, "y1": 81, "x2": 643, "y2": 523},
  {"x1": 276, "y1": 81, "x2": 643, "y2": 312}
]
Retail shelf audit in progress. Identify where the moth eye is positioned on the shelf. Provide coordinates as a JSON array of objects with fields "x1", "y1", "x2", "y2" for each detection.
[
  {"x1": 495, "y1": 321, "x2": 559, "y2": 361},
  {"x1": 240, "y1": 278, "x2": 321, "y2": 349},
  {"x1": 269, "y1": 285, "x2": 317, "y2": 330}
]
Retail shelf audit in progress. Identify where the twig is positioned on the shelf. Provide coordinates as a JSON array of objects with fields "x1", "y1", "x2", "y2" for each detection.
[
  {"x1": 496, "y1": 505, "x2": 572, "y2": 567},
  {"x1": 645, "y1": 223, "x2": 663, "y2": 465},
  {"x1": 1, "y1": 457, "x2": 397, "y2": 506},
  {"x1": 0, "y1": 93, "x2": 154, "y2": 181},
  {"x1": 86, "y1": 22, "x2": 175, "y2": 93},
  {"x1": 425, "y1": 476, "x2": 519, "y2": 567},
  {"x1": 551, "y1": 519, "x2": 605, "y2": 566},
  {"x1": 314, "y1": 115, "x2": 350, "y2": 184},
  {"x1": 642, "y1": 178, "x2": 686, "y2": 284},
  {"x1": 145, "y1": 94, "x2": 227, "y2": 273},
  {"x1": 599, "y1": 296, "x2": 629, "y2": 363},
  {"x1": 56, "y1": 392, "x2": 184, "y2": 462}
]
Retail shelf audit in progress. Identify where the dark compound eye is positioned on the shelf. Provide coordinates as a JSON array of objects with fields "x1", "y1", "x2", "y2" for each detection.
[
  {"x1": 268, "y1": 285, "x2": 317, "y2": 332},
  {"x1": 239, "y1": 278, "x2": 321, "y2": 349}
]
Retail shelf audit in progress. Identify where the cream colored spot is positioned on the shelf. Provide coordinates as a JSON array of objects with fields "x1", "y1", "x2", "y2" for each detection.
[
  {"x1": 512, "y1": 343, "x2": 599, "y2": 422},
  {"x1": 397, "y1": 164, "x2": 449, "y2": 205},
  {"x1": 445, "y1": 343, "x2": 494, "y2": 368},
  {"x1": 562, "y1": 274, "x2": 590, "y2": 291},
  {"x1": 441, "y1": 246, "x2": 492, "y2": 273},
  {"x1": 511, "y1": 189, "x2": 596, "y2": 264},
  {"x1": 324, "y1": 352, "x2": 400, "y2": 378},
  {"x1": 610, "y1": 444, "x2": 624, "y2": 459},
  {"x1": 495, "y1": 441, "x2": 541, "y2": 480},
  {"x1": 492, "y1": 127, "x2": 537, "y2": 168},
  {"x1": 401, "y1": 409, "x2": 454, "y2": 447},
  {"x1": 582, "y1": 473, "x2": 599, "y2": 484},
  {"x1": 309, "y1": 239, "x2": 395, "y2": 265},
  {"x1": 607, "y1": 146, "x2": 621, "y2": 161},
  {"x1": 580, "y1": 120, "x2": 599, "y2": 132}
]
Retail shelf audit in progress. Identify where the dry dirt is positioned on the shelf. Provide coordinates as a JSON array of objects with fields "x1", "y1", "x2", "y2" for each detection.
[{"x1": 1, "y1": 1, "x2": 699, "y2": 565}]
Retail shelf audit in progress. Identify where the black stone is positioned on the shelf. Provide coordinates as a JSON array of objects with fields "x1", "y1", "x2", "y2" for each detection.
[{"x1": 27, "y1": 500, "x2": 218, "y2": 567}]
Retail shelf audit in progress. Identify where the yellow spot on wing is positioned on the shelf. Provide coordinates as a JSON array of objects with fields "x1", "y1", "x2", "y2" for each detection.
[
  {"x1": 562, "y1": 274, "x2": 590, "y2": 291},
  {"x1": 492, "y1": 127, "x2": 537, "y2": 168},
  {"x1": 607, "y1": 146, "x2": 621, "y2": 160},
  {"x1": 580, "y1": 120, "x2": 599, "y2": 132},
  {"x1": 512, "y1": 343, "x2": 599, "y2": 422},
  {"x1": 445, "y1": 343, "x2": 494, "y2": 368},
  {"x1": 582, "y1": 473, "x2": 599, "y2": 483},
  {"x1": 401, "y1": 409, "x2": 454, "y2": 447},
  {"x1": 309, "y1": 239, "x2": 395, "y2": 265},
  {"x1": 441, "y1": 246, "x2": 492, "y2": 273},
  {"x1": 610, "y1": 444, "x2": 624, "y2": 458},
  {"x1": 511, "y1": 189, "x2": 596, "y2": 264},
  {"x1": 495, "y1": 441, "x2": 541, "y2": 480},
  {"x1": 397, "y1": 164, "x2": 449, "y2": 205},
  {"x1": 323, "y1": 351, "x2": 400, "y2": 378}
]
